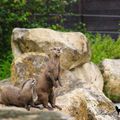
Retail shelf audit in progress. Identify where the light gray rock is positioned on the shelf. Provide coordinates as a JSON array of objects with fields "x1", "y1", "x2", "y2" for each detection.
[
  {"x1": 72, "y1": 62, "x2": 104, "y2": 91},
  {"x1": 101, "y1": 59, "x2": 120, "y2": 102},
  {"x1": 11, "y1": 28, "x2": 91, "y2": 70}
]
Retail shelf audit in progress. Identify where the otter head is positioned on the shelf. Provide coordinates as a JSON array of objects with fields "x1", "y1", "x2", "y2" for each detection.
[
  {"x1": 29, "y1": 78, "x2": 38, "y2": 103},
  {"x1": 50, "y1": 47, "x2": 63, "y2": 57},
  {"x1": 20, "y1": 78, "x2": 38, "y2": 103},
  {"x1": 21, "y1": 78, "x2": 36, "y2": 89}
]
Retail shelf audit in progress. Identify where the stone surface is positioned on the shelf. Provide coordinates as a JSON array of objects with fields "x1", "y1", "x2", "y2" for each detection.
[
  {"x1": 56, "y1": 89, "x2": 88, "y2": 120},
  {"x1": 0, "y1": 106, "x2": 74, "y2": 120},
  {"x1": 55, "y1": 70, "x2": 117, "y2": 120},
  {"x1": 11, "y1": 28, "x2": 91, "y2": 69},
  {"x1": 101, "y1": 59, "x2": 120, "y2": 102},
  {"x1": 55, "y1": 62, "x2": 103, "y2": 96},
  {"x1": 0, "y1": 78, "x2": 11, "y2": 85},
  {"x1": 11, "y1": 52, "x2": 49, "y2": 85},
  {"x1": 72, "y1": 62, "x2": 104, "y2": 91},
  {"x1": 81, "y1": 84, "x2": 117, "y2": 120}
]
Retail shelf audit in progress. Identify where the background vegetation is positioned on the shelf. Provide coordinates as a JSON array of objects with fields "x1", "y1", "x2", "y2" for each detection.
[{"x1": 0, "y1": 0, "x2": 120, "y2": 80}]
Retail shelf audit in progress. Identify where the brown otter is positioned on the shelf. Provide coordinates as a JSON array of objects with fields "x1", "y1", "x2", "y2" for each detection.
[
  {"x1": 0, "y1": 78, "x2": 38, "y2": 111},
  {"x1": 34, "y1": 47, "x2": 63, "y2": 110}
]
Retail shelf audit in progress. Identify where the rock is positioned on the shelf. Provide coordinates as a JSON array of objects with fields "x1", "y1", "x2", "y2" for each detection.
[
  {"x1": 0, "y1": 78, "x2": 11, "y2": 85},
  {"x1": 11, "y1": 52, "x2": 49, "y2": 85},
  {"x1": 11, "y1": 28, "x2": 91, "y2": 69},
  {"x1": 100, "y1": 59, "x2": 120, "y2": 102},
  {"x1": 0, "y1": 106, "x2": 74, "y2": 120},
  {"x1": 72, "y1": 62, "x2": 104, "y2": 91},
  {"x1": 81, "y1": 84, "x2": 117, "y2": 120},
  {"x1": 11, "y1": 28, "x2": 28, "y2": 57},
  {"x1": 55, "y1": 62, "x2": 103, "y2": 96},
  {"x1": 56, "y1": 89, "x2": 88, "y2": 120},
  {"x1": 55, "y1": 70, "x2": 117, "y2": 120}
]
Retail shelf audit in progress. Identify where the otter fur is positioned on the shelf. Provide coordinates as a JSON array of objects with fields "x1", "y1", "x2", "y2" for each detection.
[
  {"x1": 0, "y1": 78, "x2": 38, "y2": 111},
  {"x1": 34, "y1": 47, "x2": 63, "y2": 110},
  {"x1": 47, "y1": 47, "x2": 63, "y2": 87},
  {"x1": 34, "y1": 71, "x2": 61, "y2": 110}
]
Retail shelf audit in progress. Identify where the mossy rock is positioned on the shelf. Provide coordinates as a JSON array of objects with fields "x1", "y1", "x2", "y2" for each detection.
[{"x1": 11, "y1": 52, "x2": 49, "y2": 86}]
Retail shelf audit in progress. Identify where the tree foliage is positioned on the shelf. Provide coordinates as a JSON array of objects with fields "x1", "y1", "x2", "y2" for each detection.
[
  {"x1": 1, "y1": 0, "x2": 120, "y2": 80},
  {"x1": 0, "y1": 0, "x2": 79, "y2": 79},
  {"x1": 0, "y1": 0, "x2": 68, "y2": 54}
]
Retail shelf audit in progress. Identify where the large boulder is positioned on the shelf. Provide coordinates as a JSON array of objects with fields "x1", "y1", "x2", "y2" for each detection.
[
  {"x1": 72, "y1": 62, "x2": 103, "y2": 91},
  {"x1": 56, "y1": 89, "x2": 88, "y2": 120},
  {"x1": 55, "y1": 73, "x2": 117, "y2": 120},
  {"x1": 11, "y1": 52, "x2": 49, "y2": 85},
  {"x1": 55, "y1": 62, "x2": 103, "y2": 94},
  {"x1": 101, "y1": 59, "x2": 120, "y2": 102},
  {"x1": 11, "y1": 28, "x2": 91, "y2": 70}
]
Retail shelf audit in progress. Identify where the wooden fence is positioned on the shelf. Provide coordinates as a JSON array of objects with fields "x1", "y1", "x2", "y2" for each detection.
[
  {"x1": 80, "y1": 0, "x2": 120, "y2": 38},
  {"x1": 34, "y1": 0, "x2": 120, "y2": 38}
]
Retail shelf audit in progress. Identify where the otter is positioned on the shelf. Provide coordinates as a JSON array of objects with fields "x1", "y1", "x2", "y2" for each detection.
[
  {"x1": 0, "y1": 78, "x2": 38, "y2": 111},
  {"x1": 48, "y1": 47, "x2": 63, "y2": 87},
  {"x1": 34, "y1": 67, "x2": 62, "y2": 110},
  {"x1": 33, "y1": 47, "x2": 63, "y2": 110}
]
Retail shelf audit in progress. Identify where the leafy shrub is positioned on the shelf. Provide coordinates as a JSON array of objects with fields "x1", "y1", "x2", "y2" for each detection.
[
  {"x1": 0, "y1": 0, "x2": 68, "y2": 80},
  {"x1": 0, "y1": 0, "x2": 68, "y2": 52},
  {"x1": 0, "y1": 51, "x2": 13, "y2": 80},
  {"x1": 86, "y1": 33, "x2": 120, "y2": 64},
  {"x1": 0, "y1": 0, "x2": 120, "y2": 80}
]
